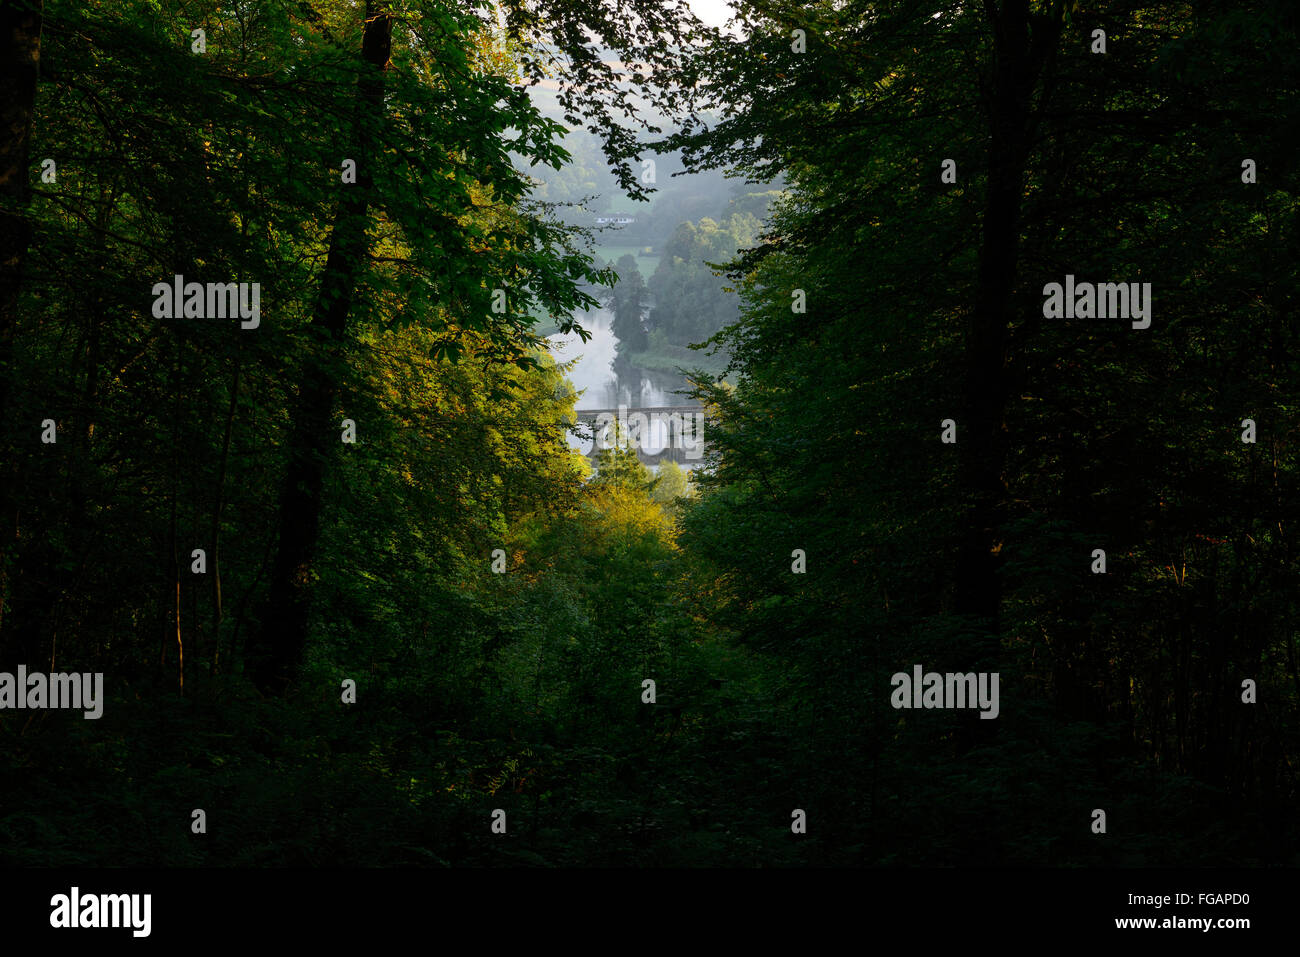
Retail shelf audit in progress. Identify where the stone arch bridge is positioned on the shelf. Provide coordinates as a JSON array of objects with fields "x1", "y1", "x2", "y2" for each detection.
[{"x1": 568, "y1": 405, "x2": 707, "y2": 467}]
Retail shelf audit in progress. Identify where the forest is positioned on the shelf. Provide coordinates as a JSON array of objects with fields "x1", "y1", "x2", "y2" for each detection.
[{"x1": 0, "y1": 0, "x2": 1297, "y2": 873}]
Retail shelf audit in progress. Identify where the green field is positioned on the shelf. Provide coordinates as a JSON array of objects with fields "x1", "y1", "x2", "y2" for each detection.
[
  {"x1": 627, "y1": 345, "x2": 729, "y2": 377},
  {"x1": 595, "y1": 243, "x2": 660, "y2": 279}
]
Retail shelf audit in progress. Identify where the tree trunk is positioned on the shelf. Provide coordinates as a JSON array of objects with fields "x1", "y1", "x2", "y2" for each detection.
[
  {"x1": 249, "y1": 6, "x2": 392, "y2": 694},
  {"x1": 0, "y1": 0, "x2": 42, "y2": 659},
  {"x1": 954, "y1": 2, "x2": 1059, "y2": 642},
  {"x1": 0, "y1": 0, "x2": 40, "y2": 410},
  {"x1": 951, "y1": 4, "x2": 1060, "y2": 760},
  {"x1": 211, "y1": 352, "x2": 240, "y2": 675}
]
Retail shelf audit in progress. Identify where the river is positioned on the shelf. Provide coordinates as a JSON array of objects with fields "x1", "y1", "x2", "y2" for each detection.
[
  {"x1": 547, "y1": 306, "x2": 699, "y2": 465},
  {"x1": 547, "y1": 306, "x2": 692, "y2": 409}
]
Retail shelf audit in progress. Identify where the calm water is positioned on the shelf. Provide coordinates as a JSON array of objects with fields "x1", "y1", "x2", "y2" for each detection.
[
  {"x1": 547, "y1": 306, "x2": 699, "y2": 465},
  {"x1": 546, "y1": 306, "x2": 691, "y2": 409}
]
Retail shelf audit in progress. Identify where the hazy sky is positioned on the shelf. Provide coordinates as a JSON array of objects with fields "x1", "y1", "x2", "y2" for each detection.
[{"x1": 687, "y1": 0, "x2": 734, "y2": 28}]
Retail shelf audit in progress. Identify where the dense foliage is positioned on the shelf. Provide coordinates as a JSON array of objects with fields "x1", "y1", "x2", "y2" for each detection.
[
  {"x1": 669, "y1": 0, "x2": 1300, "y2": 864},
  {"x1": 1, "y1": 0, "x2": 1296, "y2": 868}
]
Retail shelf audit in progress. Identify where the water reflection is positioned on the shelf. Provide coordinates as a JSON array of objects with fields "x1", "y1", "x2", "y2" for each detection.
[
  {"x1": 548, "y1": 306, "x2": 704, "y2": 472},
  {"x1": 547, "y1": 306, "x2": 691, "y2": 410}
]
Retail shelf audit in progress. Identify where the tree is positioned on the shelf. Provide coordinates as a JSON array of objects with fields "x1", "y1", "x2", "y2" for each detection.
[
  {"x1": 590, "y1": 418, "x2": 653, "y2": 493},
  {"x1": 0, "y1": 0, "x2": 43, "y2": 648},
  {"x1": 651, "y1": 458, "x2": 691, "y2": 506},
  {"x1": 666, "y1": 0, "x2": 1300, "y2": 863},
  {"x1": 646, "y1": 213, "x2": 757, "y2": 346},
  {"x1": 248, "y1": 0, "x2": 713, "y2": 693},
  {"x1": 252, "y1": 3, "x2": 397, "y2": 693},
  {"x1": 609, "y1": 253, "x2": 648, "y2": 354}
]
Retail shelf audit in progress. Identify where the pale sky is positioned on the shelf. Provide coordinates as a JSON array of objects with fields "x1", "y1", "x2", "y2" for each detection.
[{"x1": 686, "y1": 0, "x2": 735, "y2": 28}]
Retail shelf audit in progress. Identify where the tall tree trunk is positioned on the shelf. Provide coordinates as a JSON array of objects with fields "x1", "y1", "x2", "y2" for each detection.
[
  {"x1": 952, "y1": 4, "x2": 1060, "y2": 761},
  {"x1": 249, "y1": 6, "x2": 393, "y2": 694},
  {"x1": 0, "y1": 0, "x2": 42, "y2": 659},
  {"x1": 0, "y1": 0, "x2": 40, "y2": 412},
  {"x1": 954, "y1": 2, "x2": 1059, "y2": 640},
  {"x1": 211, "y1": 352, "x2": 240, "y2": 675}
]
